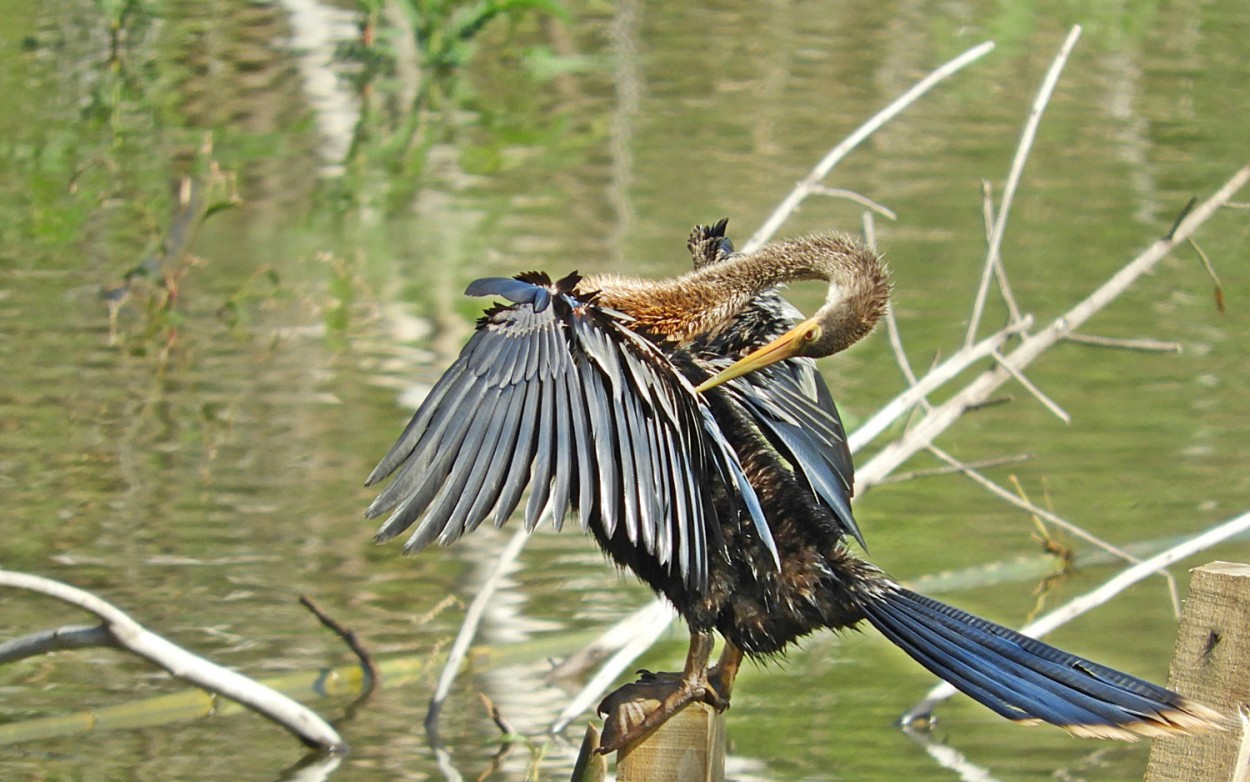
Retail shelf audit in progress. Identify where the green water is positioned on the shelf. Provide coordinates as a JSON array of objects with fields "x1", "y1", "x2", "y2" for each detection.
[{"x1": 1, "y1": 1, "x2": 1248, "y2": 779}]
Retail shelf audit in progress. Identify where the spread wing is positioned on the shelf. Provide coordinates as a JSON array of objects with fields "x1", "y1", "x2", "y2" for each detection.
[{"x1": 364, "y1": 273, "x2": 773, "y2": 593}]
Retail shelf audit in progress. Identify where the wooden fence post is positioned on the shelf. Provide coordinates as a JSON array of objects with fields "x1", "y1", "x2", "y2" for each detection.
[
  {"x1": 1145, "y1": 562, "x2": 1250, "y2": 781},
  {"x1": 616, "y1": 702, "x2": 725, "y2": 782}
]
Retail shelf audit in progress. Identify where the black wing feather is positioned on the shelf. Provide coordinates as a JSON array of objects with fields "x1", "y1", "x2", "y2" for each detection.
[
  {"x1": 366, "y1": 279, "x2": 774, "y2": 590},
  {"x1": 723, "y1": 359, "x2": 864, "y2": 549},
  {"x1": 492, "y1": 378, "x2": 538, "y2": 529}
]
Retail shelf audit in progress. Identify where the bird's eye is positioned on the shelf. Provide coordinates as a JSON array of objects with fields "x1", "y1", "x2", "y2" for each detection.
[{"x1": 804, "y1": 324, "x2": 822, "y2": 343}]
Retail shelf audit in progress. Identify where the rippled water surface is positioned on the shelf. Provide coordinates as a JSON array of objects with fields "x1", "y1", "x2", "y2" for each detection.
[{"x1": 2, "y1": 1, "x2": 1249, "y2": 779}]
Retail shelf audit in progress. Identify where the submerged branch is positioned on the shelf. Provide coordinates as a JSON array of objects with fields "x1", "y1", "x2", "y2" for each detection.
[
  {"x1": 0, "y1": 570, "x2": 345, "y2": 753},
  {"x1": 0, "y1": 624, "x2": 117, "y2": 663},
  {"x1": 300, "y1": 594, "x2": 379, "y2": 703},
  {"x1": 426, "y1": 525, "x2": 532, "y2": 740}
]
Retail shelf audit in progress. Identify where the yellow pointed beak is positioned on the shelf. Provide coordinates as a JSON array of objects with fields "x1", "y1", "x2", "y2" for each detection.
[{"x1": 695, "y1": 317, "x2": 821, "y2": 393}]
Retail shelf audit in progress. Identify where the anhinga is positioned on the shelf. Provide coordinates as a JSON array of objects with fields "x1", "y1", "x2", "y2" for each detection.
[{"x1": 365, "y1": 220, "x2": 1218, "y2": 752}]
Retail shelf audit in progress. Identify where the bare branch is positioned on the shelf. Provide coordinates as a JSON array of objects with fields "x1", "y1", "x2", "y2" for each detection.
[
  {"x1": 863, "y1": 211, "x2": 923, "y2": 395},
  {"x1": 744, "y1": 40, "x2": 996, "y2": 252},
  {"x1": 479, "y1": 692, "x2": 518, "y2": 737},
  {"x1": 966, "y1": 26, "x2": 1082, "y2": 347},
  {"x1": 856, "y1": 165, "x2": 1250, "y2": 493},
  {"x1": 811, "y1": 186, "x2": 897, "y2": 220},
  {"x1": 0, "y1": 625, "x2": 117, "y2": 663},
  {"x1": 980, "y1": 179, "x2": 1023, "y2": 323},
  {"x1": 0, "y1": 570, "x2": 344, "y2": 752},
  {"x1": 299, "y1": 594, "x2": 379, "y2": 701},
  {"x1": 427, "y1": 524, "x2": 533, "y2": 737},
  {"x1": 902, "y1": 508, "x2": 1250, "y2": 724},
  {"x1": 990, "y1": 348, "x2": 1071, "y2": 423},
  {"x1": 1062, "y1": 333, "x2": 1182, "y2": 353}
]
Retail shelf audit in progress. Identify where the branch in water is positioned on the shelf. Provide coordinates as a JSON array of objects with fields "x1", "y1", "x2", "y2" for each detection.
[{"x1": 0, "y1": 569, "x2": 345, "y2": 753}]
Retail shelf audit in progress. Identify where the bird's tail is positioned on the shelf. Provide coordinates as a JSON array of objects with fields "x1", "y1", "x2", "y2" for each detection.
[{"x1": 856, "y1": 584, "x2": 1222, "y2": 739}]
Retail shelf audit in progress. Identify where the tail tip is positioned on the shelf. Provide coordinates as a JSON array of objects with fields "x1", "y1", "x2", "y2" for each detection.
[{"x1": 1060, "y1": 699, "x2": 1226, "y2": 741}]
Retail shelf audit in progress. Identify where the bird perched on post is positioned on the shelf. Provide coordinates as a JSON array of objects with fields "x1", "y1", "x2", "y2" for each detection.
[{"x1": 365, "y1": 219, "x2": 1219, "y2": 753}]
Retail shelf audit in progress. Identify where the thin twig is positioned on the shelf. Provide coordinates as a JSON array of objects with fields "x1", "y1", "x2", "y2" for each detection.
[
  {"x1": 299, "y1": 594, "x2": 379, "y2": 700},
  {"x1": 990, "y1": 348, "x2": 1071, "y2": 423},
  {"x1": 899, "y1": 353, "x2": 941, "y2": 436},
  {"x1": 479, "y1": 692, "x2": 518, "y2": 737},
  {"x1": 886, "y1": 305, "x2": 920, "y2": 389},
  {"x1": 964, "y1": 395, "x2": 1014, "y2": 413},
  {"x1": 0, "y1": 570, "x2": 345, "y2": 752},
  {"x1": 1062, "y1": 333, "x2": 1182, "y2": 353},
  {"x1": 980, "y1": 179, "x2": 1023, "y2": 323},
  {"x1": 863, "y1": 212, "x2": 923, "y2": 394},
  {"x1": 744, "y1": 40, "x2": 996, "y2": 252},
  {"x1": 1187, "y1": 236, "x2": 1226, "y2": 313},
  {"x1": 1166, "y1": 198, "x2": 1198, "y2": 240},
  {"x1": 926, "y1": 445, "x2": 1145, "y2": 567},
  {"x1": 862, "y1": 210, "x2": 877, "y2": 251},
  {"x1": 811, "y1": 186, "x2": 898, "y2": 220},
  {"x1": 426, "y1": 524, "x2": 534, "y2": 738},
  {"x1": 902, "y1": 508, "x2": 1250, "y2": 724},
  {"x1": 877, "y1": 453, "x2": 1032, "y2": 485},
  {"x1": 966, "y1": 26, "x2": 1082, "y2": 347}
]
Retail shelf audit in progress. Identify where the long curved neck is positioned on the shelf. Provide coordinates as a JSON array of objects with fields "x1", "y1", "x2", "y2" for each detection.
[{"x1": 582, "y1": 233, "x2": 888, "y2": 349}]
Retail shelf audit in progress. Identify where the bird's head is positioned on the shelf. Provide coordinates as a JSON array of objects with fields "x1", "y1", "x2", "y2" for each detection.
[{"x1": 695, "y1": 266, "x2": 889, "y2": 394}]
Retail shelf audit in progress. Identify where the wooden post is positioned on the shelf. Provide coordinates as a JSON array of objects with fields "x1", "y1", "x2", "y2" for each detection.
[
  {"x1": 1146, "y1": 562, "x2": 1250, "y2": 781},
  {"x1": 616, "y1": 703, "x2": 725, "y2": 782},
  {"x1": 570, "y1": 724, "x2": 608, "y2": 782}
]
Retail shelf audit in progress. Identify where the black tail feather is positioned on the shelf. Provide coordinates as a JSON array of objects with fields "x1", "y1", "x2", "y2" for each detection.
[{"x1": 858, "y1": 585, "x2": 1222, "y2": 739}]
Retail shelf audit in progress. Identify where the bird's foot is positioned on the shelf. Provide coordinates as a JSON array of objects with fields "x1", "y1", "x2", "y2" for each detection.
[{"x1": 596, "y1": 668, "x2": 729, "y2": 754}]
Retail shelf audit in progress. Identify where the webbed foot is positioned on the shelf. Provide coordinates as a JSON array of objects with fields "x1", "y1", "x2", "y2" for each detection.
[{"x1": 596, "y1": 667, "x2": 729, "y2": 754}]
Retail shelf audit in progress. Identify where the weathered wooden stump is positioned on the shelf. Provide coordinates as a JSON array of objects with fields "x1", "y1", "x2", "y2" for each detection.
[
  {"x1": 616, "y1": 703, "x2": 725, "y2": 782},
  {"x1": 1145, "y1": 561, "x2": 1249, "y2": 781},
  {"x1": 568, "y1": 703, "x2": 725, "y2": 782}
]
